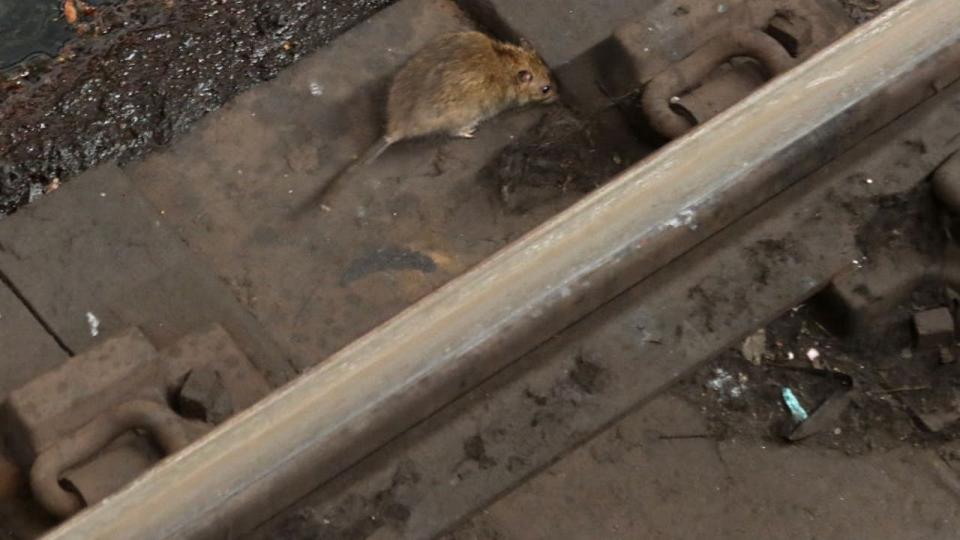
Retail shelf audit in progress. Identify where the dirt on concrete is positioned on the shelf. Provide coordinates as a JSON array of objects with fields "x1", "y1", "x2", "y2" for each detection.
[
  {"x1": 271, "y1": 461, "x2": 420, "y2": 540},
  {"x1": 446, "y1": 170, "x2": 960, "y2": 540},
  {"x1": 483, "y1": 107, "x2": 627, "y2": 213},
  {"x1": 673, "y1": 184, "x2": 960, "y2": 456},
  {"x1": 0, "y1": 0, "x2": 395, "y2": 215},
  {"x1": 837, "y1": 0, "x2": 900, "y2": 23},
  {"x1": 448, "y1": 392, "x2": 960, "y2": 540}
]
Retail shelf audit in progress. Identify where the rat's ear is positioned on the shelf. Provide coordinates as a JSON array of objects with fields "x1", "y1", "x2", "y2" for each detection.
[
  {"x1": 519, "y1": 37, "x2": 534, "y2": 51},
  {"x1": 518, "y1": 70, "x2": 533, "y2": 83}
]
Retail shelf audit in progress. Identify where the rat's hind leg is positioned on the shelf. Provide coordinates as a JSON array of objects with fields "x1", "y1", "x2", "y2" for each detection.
[{"x1": 453, "y1": 122, "x2": 478, "y2": 139}]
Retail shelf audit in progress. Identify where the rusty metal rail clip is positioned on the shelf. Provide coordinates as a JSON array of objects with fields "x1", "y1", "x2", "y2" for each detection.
[
  {"x1": 642, "y1": 29, "x2": 795, "y2": 139},
  {"x1": 29, "y1": 400, "x2": 190, "y2": 518}
]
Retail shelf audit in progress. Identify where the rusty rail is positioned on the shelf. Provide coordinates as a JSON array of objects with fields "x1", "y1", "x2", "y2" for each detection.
[{"x1": 44, "y1": 1, "x2": 960, "y2": 538}]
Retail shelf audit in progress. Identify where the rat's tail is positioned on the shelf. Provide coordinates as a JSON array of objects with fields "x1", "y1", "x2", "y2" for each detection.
[
  {"x1": 358, "y1": 136, "x2": 393, "y2": 167},
  {"x1": 291, "y1": 137, "x2": 394, "y2": 217}
]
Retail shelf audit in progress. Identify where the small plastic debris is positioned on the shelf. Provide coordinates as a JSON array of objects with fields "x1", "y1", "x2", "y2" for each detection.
[
  {"x1": 740, "y1": 329, "x2": 767, "y2": 366},
  {"x1": 28, "y1": 184, "x2": 44, "y2": 203},
  {"x1": 706, "y1": 368, "x2": 747, "y2": 399},
  {"x1": 806, "y1": 348, "x2": 824, "y2": 370},
  {"x1": 85, "y1": 312, "x2": 100, "y2": 337},
  {"x1": 706, "y1": 369, "x2": 732, "y2": 391},
  {"x1": 781, "y1": 387, "x2": 808, "y2": 423}
]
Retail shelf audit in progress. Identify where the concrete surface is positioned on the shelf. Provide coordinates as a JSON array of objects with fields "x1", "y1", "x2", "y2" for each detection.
[
  {"x1": 0, "y1": 164, "x2": 297, "y2": 386},
  {"x1": 127, "y1": 0, "x2": 569, "y2": 370},
  {"x1": 449, "y1": 394, "x2": 960, "y2": 540},
  {"x1": 0, "y1": 285, "x2": 65, "y2": 401},
  {"x1": 456, "y1": 0, "x2": 660, "y2": 66}
]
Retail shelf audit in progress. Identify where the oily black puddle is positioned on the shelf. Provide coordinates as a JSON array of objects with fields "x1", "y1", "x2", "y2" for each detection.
[{"x1": 0, "y1": 0, "x2": 395, "y2": 216}]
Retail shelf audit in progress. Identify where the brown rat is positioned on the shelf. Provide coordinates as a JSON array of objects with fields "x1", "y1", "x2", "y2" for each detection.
[{"x1": 301, "y1": 31, "x2": 557, "y2": 208}]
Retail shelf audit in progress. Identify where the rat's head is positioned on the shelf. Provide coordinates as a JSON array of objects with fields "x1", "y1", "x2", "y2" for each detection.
[{"x1": 508, "y1": 40, "x2": 557, "y2": 105}]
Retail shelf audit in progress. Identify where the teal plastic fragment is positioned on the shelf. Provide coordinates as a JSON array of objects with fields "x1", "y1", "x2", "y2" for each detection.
[{"x1": 782, "y1": 387, "x2": 809, "y2": 423}]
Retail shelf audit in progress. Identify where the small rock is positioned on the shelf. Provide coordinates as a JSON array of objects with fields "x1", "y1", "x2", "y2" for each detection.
[
  {"x1": 740, "y1": 329, "x2": 767, "y2": 366},
  {"x1": 178, "y1": 367, "x2": 233, "y2": 424},
  {"x1": 913, "y1": 307, "x2": 955, "y2": 351},
  {"x1": 914, "y1": 408, "x2": 960, "y2": 433},
  {"x1": 942, "y1": 346, "x2": 956, "y2": 365}
]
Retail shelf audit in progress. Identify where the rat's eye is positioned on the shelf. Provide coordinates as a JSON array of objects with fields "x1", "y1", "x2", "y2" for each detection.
[{"x1": 541, "y1": 85, "x2": 551, "y2": 94}]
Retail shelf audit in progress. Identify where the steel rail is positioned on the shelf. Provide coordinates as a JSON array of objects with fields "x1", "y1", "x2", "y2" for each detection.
[{"x1": 45, "y1": 1, "x2": 960, "y2": 538}]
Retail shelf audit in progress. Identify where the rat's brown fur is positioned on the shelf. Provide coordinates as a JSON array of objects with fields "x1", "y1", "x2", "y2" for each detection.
[
  {"x1": 386, "y1": 31, "x2": 556, "y2": 141},
  {"x1": 302, "y1": 31, "x2": 556, "y2": 208}
]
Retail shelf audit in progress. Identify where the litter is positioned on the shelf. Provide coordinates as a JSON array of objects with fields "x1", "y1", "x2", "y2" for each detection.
[
  {"x1": 706, "y1": 368, "x2": 747, "y2": 399},
  {"x1": 85, "y1": 312, "x2": 100, "y2": 337},
  {"x1": 781, "y1": 387, "x2": 808, "y2": 423},
  {"x1": 806, "y1": 348, "x2": 824, "y2": 370}
]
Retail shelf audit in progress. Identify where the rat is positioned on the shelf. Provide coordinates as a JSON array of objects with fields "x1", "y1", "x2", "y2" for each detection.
[{"x1": 300, "y1": 31, "x2": 557, "y2": 209}]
